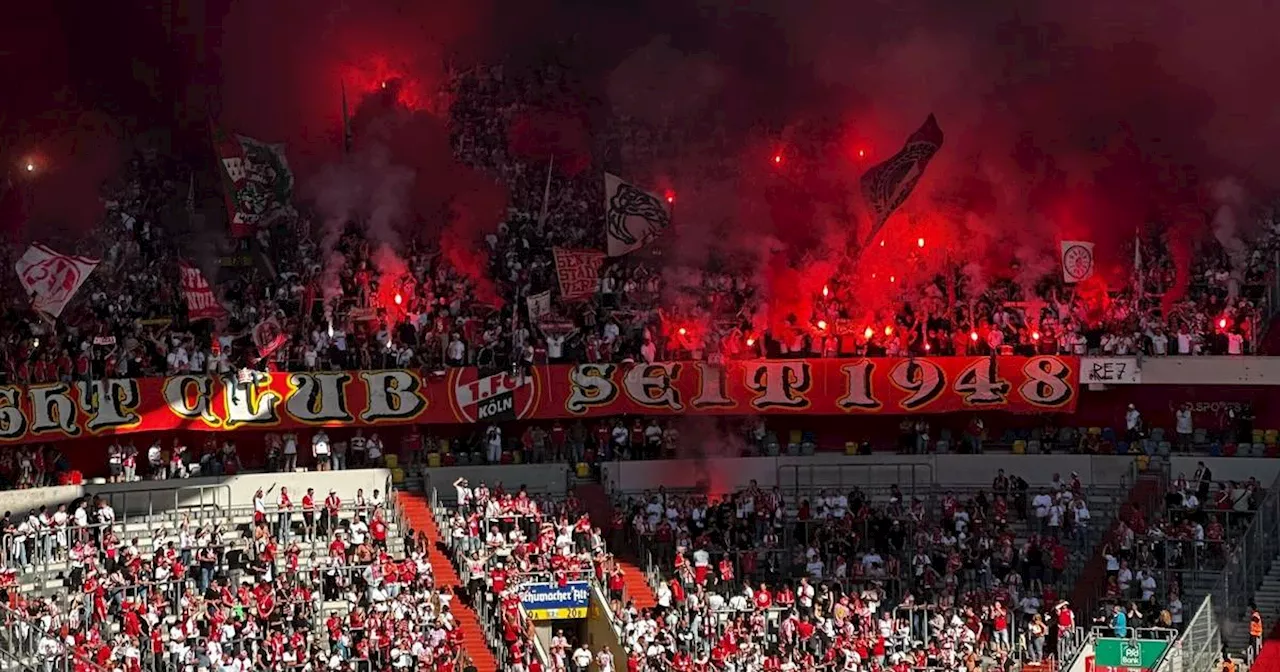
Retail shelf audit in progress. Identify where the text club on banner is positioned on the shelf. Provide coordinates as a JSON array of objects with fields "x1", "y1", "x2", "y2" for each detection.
[
  {"x1": 1080, "y1": 357, "x2": 1142, "y2": 385},
  {"x1": 1061, "y1": 241, "x2": 1095, "y2": 283},
  {"x1": 519, "y1": 582, "x2": 590, "y2": 620},
  {"x1": 0, "y1": 357, "x2": 1078, "y2": 445},
  {"x1": 14, "y1": 243, "x2": 100, "y2": 318}
]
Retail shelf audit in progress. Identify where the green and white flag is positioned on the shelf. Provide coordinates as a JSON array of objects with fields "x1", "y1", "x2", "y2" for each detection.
[{"x1": 211, "y1": 122, "x2": 296, "y2": 237}]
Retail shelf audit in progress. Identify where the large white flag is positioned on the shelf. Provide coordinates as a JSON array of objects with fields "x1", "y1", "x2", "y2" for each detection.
[
  {"x1": 1060, "y1": 241, "x2": 1095, "y2": 284},
  {"x1": 605, "y1": 173, "x2": 671, "y2": 257},
  {"x1": 14, "y1": 243, "x2": 100, "y2": 317}
]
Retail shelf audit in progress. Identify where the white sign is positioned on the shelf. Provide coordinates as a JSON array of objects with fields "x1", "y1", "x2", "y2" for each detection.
[
  {"x1": 1060, "y1": 240, "x2": 1095, "y2": 283},
  {"x1": 526, "y1": 290, "x2": 552, "y2": 324},
  {"x1": 1080, "y1": 356, "x2": 1142, "y2": 385}
]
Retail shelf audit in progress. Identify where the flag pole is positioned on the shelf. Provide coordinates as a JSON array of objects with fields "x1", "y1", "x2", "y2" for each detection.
[
  {"x1": 537, "y1": 155, "x2": 554, "y2": 229},
  {"x1": 1134, "y1": 226, "x2": 1143, "y2": 303},
  {"x1": 341, "y1": 82, "x2": 353, "y2": 155}
]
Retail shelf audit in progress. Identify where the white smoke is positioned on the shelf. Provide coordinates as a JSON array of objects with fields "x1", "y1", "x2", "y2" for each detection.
[
  {"x1": 308, "y1": 130, "x2": 415, "y2": 307},
  {"x1": 1210, "y1": 177, "x2": 1252, "y2": 300}
]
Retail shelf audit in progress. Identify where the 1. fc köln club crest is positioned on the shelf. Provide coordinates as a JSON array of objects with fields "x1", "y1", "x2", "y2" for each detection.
[{"x1": 447, "y1": 368, "x2": 541, "y2": 423}]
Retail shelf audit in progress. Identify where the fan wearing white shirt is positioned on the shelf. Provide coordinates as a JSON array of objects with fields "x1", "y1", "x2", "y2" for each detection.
[
  {"x1": 282, "y1": 432, "x2": 299, "y2": 472},
  {"x1": 312, "y1": 430, "x2": 331, "y2": 471}
]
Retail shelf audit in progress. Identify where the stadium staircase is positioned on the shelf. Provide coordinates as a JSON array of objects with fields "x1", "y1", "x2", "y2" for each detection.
[
  {"x1": 401, "y1": 492, "x2": 499, "y2": 672},
  {"x1": 1068, "y1": 468, "x2": 1165, "y2": 623},
  {"x1": 576, "y1": 483, "x2": 658, "y2": 610}
]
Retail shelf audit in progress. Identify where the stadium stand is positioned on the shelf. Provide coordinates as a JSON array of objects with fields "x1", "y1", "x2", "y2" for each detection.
[{"x1": 5, "y1": 53, "x2": 1280, "y2": 672}]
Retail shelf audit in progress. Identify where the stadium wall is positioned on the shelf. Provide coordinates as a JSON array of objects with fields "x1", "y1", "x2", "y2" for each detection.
[{"x1": 0, "y1": 468, "x2": 392, "y2": 515}]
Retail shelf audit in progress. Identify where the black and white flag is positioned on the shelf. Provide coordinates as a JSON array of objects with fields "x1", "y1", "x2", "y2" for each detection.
[
  {"x1": 860, "y1": 114, "x2": 943, "y2": 246},
  {"x1": 605, "y1": 173, "x2": 671, "y2": 257}
]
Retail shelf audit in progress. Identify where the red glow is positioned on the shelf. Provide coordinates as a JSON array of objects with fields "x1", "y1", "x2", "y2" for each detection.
[
  {"x1": 970, "y1": 331, "x2": 979, "y2": 341},
  {"x1": 1219, "y1": 318, "x2": 1228, "y2": 329},
  {"x1": 341, "y1": 54, "x2": 431, "y2": 111},
  {"x1": 924, "y1": 343, "x2": 932, "y2": 351},
  {"x1": 857, "y1": 148, "x2": 867, "y2": 159},
  {"x1": 879, "y1": 240, "x2": 885, "y2": 247},
  {"x1": 884, "y1": 325, "x2": 894, "y2": 336},
  {"x1": 889, "y1": 275, "x2": 896, "y2": 283},
  {"x1": 665, "y1": 191, "x2": 676, "y2": 204},
  {"x1": 817, "y1": 320, "x2": 828, "y2": 331},
  {"x1": 917, "y1": 237, "x2": 925, "y2": 248},
  {"x1": 394, "y1": 293, "x2": 403, "y2": 306},
  {"x1": 1032, "y1": 331, "x2": 1041, "y2": 341},
  {"x1": 678, "y1": 327, "x2": 687, "y2": 336},
  {"x1": 863, "y1": 327, "x2": 874, "y2": 339},
  {"x1": 746, "y1": 337, "x2": 755, "y2": 347},
  {"x1": 822, "y1": 285, "x2": 829, "y2": 297},
  {"x1": 772, "y1": 153, "x2": 783, "y2": 165}
]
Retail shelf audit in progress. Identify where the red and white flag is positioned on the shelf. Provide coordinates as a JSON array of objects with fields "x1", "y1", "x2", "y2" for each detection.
[
  {"x1": 14, "y1": 243, "x2": 100, "y2": 318},
  {"x1": 553, "y1": 248, "x2": 604, "y2": 301},
  {"x1": 252, "y1": 316, "x2": 288, "y2": 359},
  {"x1": 179, "y1": 263, "x2": 226, "y2": 321}
]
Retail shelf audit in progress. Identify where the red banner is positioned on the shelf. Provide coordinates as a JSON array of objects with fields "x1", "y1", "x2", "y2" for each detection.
[
  {"x1": 553, "y1": 248, "x2": 604, "y2": 300},
  {"x1": 179, "y1": 263, "x2": 226, "y2": 321},
  {"x1": 0, "y1": 357, "x2": 1076, "y2": 445}
]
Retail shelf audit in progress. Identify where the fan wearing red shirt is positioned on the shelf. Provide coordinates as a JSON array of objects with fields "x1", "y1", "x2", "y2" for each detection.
[
  {"x1": 607, "y1": 567, "x2": 625, "y2": 601},
  {"x1": 329, "y1": 534, "x2": 347, "y2": 560},
  {"x1": 755, "y1": 585, "x2": 773, "y2": 611},
  {"x1": 301, "y1": 489, "x2": 317, "y2": 541},
  {"x1": 370, "y1": 513, "x2": 388, "y2": 548},
  {"x1": 33, "y1": 357, "x2": 49, "y2": 383}
]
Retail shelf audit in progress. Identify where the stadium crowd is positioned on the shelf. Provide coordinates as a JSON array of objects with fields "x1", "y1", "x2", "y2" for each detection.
[
  {"x1": 0, "y1": 483, "x2": 493, "y2": 671},
  {"x1": 0, "y1": 62, "x2": 1275, "y2": 393},
  {"x1": 431, "y1": 471, "x2": 1107, "y2": 671}
]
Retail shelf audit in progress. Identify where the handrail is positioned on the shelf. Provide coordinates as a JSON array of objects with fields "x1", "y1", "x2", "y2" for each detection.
[
  {"x1": 1202, "y1": 469, "x2": 1280, "y2": 649},
  {"x1": 0, "y1": 602, "x2": 111, "y2": 672}
]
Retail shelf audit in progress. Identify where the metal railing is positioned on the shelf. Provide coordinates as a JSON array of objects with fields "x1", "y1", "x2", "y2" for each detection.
[
  {"x1": 1200, "y1": 472, "x2": 1280, "y2": 649},
  {"x1": 0, "y1": 602, "x2": 110, "y2": 672},
  {"x1": 1157, "y1": 594, "x2": 1222, "y2": 672},
  {"x1": 776, "y1": 461, "x2": 935, "y2": 504}
]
